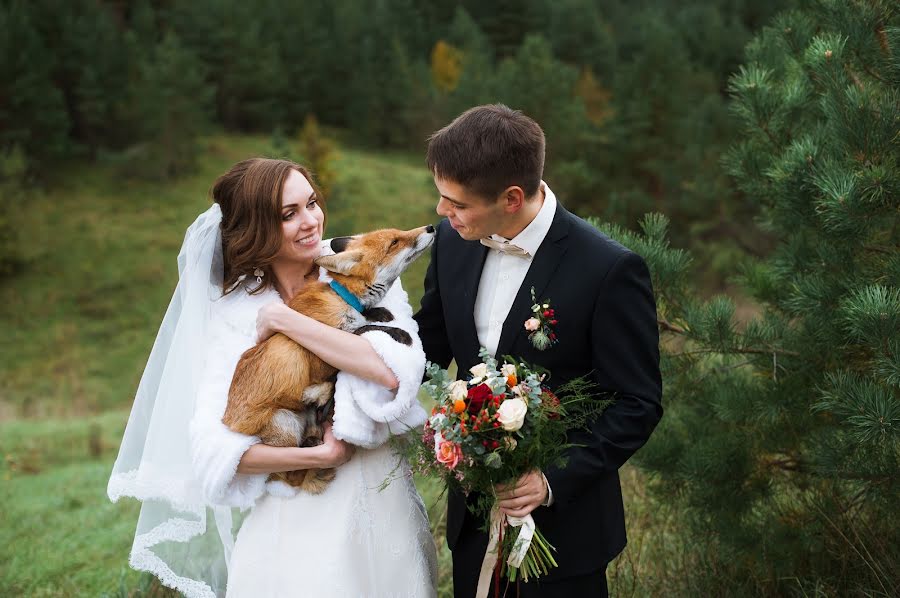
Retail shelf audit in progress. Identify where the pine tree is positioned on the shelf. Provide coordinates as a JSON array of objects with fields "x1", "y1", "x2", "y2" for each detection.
[
  {"x1": 67, "y1": 3, "x2": 130, "y2": 156},
  {"x1": 343, "y1": 1, "x2": 432, "y2": 147},
  {"x1": 169, "y1": 0, "x2": 284, "y2": 130},
  {"x1": 621, "y1": 2, "x2": 900, "y2": 594},
  {"x1": 493, "y1": 34, "x2": 587, "y2": 156},
  {"x1": 0, "y1": 1, "x2": 70, "y2": 170},
  {"x1": 546, "y1": 0, "x2": 615, "y2": 78},
  {"x1": 124, "y1": 32, "x2": 214, "y2": 179},
  {"x1": 439, "y1": 7, "x2": 497, "y2": 119}
]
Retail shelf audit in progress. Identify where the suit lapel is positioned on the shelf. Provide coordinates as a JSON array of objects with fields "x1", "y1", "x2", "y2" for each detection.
[
  {"x1": 494, "y1": 203, "x2": 572, "y2": 358},
  {"x1": 452, "y1": 238, "x2": 489, "y2": 364}
]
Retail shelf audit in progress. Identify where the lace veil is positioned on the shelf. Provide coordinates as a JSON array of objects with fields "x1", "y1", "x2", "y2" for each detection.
[{"x1": 108, "y1": 203, "x2": 238, "y2": 598}]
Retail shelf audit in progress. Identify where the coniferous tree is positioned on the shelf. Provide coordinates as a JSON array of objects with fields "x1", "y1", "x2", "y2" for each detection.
[
  {"x1": 67, "y1": 3, "x2": 130, "y2": 155},
  {"x1": 170, "y1": 0, "x2": 284, "y2": 130},
  {"x1": 344, "y1": 2, "x2": 431, "y2": 147},
  {"x1": 124, "y1": 32, "x2": 214, "y2": 179},
  {"x1": 493, "y1": 34, "x2": 588, "y2": 157},
  {"x1": 439, "y1": 7, "x2": 496, "y2": 119},
  {"x1": 622, "y1": 2, "x2": 900, "y2": 594},
  {"x1": 546, "y1": 0, "x2": 615, "y2": 78},
  {"x1": 0, "y1": 1, "x2": 70, "y2": 169}
]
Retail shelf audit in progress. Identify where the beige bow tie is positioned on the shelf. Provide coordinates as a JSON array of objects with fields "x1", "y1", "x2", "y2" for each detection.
[{"x1": 480, "y1": 237, "x2": 531, "y2": 258}]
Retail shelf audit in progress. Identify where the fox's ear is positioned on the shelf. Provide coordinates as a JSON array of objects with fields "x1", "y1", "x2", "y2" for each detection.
[
  {"x1": 315, "y1": 250, "x2": 363, "y2": 276},
  {"x1": 329, "y1": 236, "x2": 355, "y2": 254}
]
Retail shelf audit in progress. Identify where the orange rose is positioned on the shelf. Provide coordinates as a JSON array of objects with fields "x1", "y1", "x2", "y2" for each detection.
[
  {"x1": 453, "y1": 399, "x2": 466, "y2": 413},
  {"x1": 436, "y1": 439, "x2": 461, "y2": 469}
]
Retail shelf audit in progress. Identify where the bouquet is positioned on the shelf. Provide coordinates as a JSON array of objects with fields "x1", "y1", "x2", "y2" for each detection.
[{"x1": 403, "y1": 348, "x2": 610, "y2": 592}]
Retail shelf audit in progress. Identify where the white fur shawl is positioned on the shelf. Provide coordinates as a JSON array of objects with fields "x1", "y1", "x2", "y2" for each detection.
[{"x1": 188, "y1": 261, "x2": 426, "y2": 507}]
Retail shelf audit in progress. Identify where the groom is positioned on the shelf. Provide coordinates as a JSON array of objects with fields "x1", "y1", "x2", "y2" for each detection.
[{"x1": 414, "y1": 104, "x2": 663, "y2": 597}]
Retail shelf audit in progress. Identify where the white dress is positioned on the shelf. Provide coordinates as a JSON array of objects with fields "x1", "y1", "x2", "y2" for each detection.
[
  {"x1": 188, "y1": 268, "x2": 438, "y2": 598},
  {"x1": 226, "y1": 444, "x2": 436, "y2": 598}
]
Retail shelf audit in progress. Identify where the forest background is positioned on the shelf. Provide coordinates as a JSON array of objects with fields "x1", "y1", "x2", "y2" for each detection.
[{"x1": 2, "y1": 0, "x2": 898, "y2": 596}]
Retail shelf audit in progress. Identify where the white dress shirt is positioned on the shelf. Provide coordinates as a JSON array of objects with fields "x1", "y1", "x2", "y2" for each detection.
[
  {"x1": 475, "y1": 182, "x2": 558, "y2": 506},
  {"x1": 474, "y1": 182, "x2": 557, "y2": 357}
]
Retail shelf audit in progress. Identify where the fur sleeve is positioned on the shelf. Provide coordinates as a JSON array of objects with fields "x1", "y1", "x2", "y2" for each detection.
[
  {"x1": 188, "y1": 311, "x2": 268, "y2": 509},
  {"x1": 332, "y1": 279, "x2": 428, "y2": 447}
]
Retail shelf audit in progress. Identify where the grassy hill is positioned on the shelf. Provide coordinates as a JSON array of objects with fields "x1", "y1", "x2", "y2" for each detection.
[{"x1": 0, "y1": 134, "x2": 674, "y2": 596}]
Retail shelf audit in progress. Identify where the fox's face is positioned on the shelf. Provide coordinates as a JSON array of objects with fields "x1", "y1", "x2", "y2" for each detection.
[{"x1": 314, "y1": 225, "x2": 435, "y2": 306}]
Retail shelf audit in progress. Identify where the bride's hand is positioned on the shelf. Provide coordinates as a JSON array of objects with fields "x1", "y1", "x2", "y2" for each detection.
[
  {"x1": 256, "y1": 302, "x2": 290, "y2": 342},
  {"x1": 318, "y1": 422, "x2": 355, "y2": 468}
]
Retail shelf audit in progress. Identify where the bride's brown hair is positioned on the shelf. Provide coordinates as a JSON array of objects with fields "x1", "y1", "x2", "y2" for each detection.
[{"x1": 213, "y1": 158, "x2": 326, "y2": 295}]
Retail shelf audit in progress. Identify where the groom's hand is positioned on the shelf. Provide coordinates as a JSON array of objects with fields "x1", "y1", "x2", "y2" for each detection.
[{"x1": 495, "y1": 469, "x2": 548, "y2": 518}]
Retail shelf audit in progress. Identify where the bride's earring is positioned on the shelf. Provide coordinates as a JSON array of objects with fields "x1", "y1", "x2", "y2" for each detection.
[{"x1": 253, "y1": 267, "x2": 264, "y2": 284}]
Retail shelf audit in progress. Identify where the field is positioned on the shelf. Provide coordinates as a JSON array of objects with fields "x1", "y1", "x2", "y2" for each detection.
[{"x1": 0, "y1": 134, "x2": 675, "y2": 596}]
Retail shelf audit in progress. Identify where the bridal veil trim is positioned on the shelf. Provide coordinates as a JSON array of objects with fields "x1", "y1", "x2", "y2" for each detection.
[{"x1": 107, "y1": 203, "x2": 234, "y2": 598}]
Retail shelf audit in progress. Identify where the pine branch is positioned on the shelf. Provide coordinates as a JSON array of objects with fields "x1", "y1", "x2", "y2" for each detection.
[
  {"x1": 658, "y1": 318, "x2": 686, "y2": 334},
  {"x1": 695, "y1": 359, "x2": 756, "y2": 385},
  {"x1": 762, "y1": 455, "x2": 804, "y2": 472},
  {"x1": 862, "y1": 244, "x2": 896, "y2": 255},
  {"x1": 680, "y1": 346, "x2": 801, "y2": 358}
]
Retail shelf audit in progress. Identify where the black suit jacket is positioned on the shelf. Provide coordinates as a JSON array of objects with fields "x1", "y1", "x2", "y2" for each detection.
[{"x1": 413, "y1": 202, "x2": 663, "y2": 581}]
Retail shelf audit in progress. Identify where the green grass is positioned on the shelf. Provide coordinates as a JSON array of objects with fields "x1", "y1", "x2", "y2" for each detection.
[
  {"x1": 1, "y1": 459, "x2": 142, "y2": 596},
  {"x1": 1, "y1": 133, "x2": 677, "y2": 596}
]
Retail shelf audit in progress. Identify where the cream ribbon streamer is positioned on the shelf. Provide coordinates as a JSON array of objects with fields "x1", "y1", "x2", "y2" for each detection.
[{"x1": 475, "y1": 507, "x2": 537, "y2": 598}]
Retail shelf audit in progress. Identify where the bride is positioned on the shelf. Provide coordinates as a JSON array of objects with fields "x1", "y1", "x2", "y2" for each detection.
[{"x1": 108, "y1": 158, "x2": 438, "y2": 597}]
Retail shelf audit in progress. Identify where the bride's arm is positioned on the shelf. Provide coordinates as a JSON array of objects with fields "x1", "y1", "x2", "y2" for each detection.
[
  {"x1": 236, "y1": 422, "x2": 353, "y2": 474},
  {"x1": 190, "y1": 316, "x2": 352, "y2": 505},
  {"x1": 256, "y1": 303, "x2": 399, "y2": 390}
]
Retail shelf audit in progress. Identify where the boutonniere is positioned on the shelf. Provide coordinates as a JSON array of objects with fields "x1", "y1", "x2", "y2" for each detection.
[{"x1": 524, "y1": 287, "x2": 558, "y2": 350}]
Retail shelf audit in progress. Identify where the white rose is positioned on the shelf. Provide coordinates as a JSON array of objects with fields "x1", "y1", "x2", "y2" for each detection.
[
  {"x1": 524, "y1": 318, "x2": 541, "y2": 332},
  {"x1": 469, "y1": 363, "x2": 489, "y2": 384},
  {"x1": 500, "y1": 363, "x2": 517, "y2": 378},
  {"x1": 448, "y1": 380, "x2": 468, "y2": 402},
  {"x1": 429, "y1": 413, "x2": 447, "y2": 429},
  {"x1": 496, "y1": 398, "x2": 527, "y2": 432},
  {"x1": 433, "y1": 431, "x2": 444, "y2": 458}
]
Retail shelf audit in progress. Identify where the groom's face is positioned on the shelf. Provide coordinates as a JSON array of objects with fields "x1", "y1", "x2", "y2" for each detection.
[{"x1": 433, "y1": 177, "x2": 505, "y2": 241}]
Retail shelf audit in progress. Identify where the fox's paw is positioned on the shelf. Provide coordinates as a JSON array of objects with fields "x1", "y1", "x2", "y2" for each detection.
[
  {"x1": 301, "y1": 382, "x2": 334, "y2": 407},
  {"x1": 301, "y1": 468, "x2": 336, "y2": 494},
  {"x1": 362, "y1": 307, "x2": 394, "y2": 322}
]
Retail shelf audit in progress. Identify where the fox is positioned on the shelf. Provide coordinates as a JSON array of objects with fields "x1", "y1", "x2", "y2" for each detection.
[{"x1": 222, "y1": 225, "x2": 434, "y2": 494}]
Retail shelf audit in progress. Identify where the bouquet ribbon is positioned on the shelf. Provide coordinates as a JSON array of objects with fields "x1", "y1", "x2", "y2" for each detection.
[{"x1": 475, "y1": 506, "x2": 536, "y2": 598}]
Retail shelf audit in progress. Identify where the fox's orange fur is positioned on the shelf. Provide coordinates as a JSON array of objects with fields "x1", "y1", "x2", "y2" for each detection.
[{"x1": 222, "y1": 225, "x2": 434, "y2": 493}]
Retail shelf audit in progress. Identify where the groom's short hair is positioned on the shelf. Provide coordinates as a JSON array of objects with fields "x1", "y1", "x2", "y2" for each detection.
[{"x1": 426, "y1": 104, "x2": 545, "y2": 202}]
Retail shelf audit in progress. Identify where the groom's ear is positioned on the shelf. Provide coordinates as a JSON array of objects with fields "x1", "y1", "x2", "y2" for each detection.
[
  {"x1": 330, "y1": 236, "x2": 355, "y2": 254},
  {"x1": 315, "y1": 250, "x2": 363, "y2": 276}
]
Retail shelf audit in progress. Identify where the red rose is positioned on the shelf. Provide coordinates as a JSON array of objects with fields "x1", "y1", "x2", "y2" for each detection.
[{"x1": 467, "y1": 383, "x2": 493, "y2": 414}]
